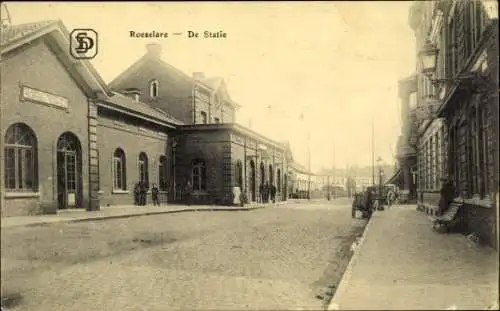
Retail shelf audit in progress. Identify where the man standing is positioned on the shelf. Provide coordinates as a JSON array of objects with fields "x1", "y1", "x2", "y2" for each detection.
[
  {"x1": 387, "y1": 189, "x2": 395, "y2": 208},
  {"x1": 270, "y1": 183, "x2": 277, "y2": 203},
  {"x1": 259, "y1": 184, "x2": 264, "y2": 203},
  {"x1": 151, "y1": 183, "x2": 160, "y2": 206},
  {"x1": 139, "y1": 181, "x2": 148, "y2": 206},
  {"x1": 264, "y1": 181, "x2": 270, "y2": 203},
  {"x1": 133, "y1": 182, "x2": 140, "y2": 206},
  {"x1": 185, "y1": 180, "x2": 193, "y2": 206}
]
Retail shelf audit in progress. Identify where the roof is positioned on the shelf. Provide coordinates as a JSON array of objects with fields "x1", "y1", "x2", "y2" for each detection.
[
  {"x1": 201, "y1": 77, "x2": 223, "y2": 91},
  {"x1": 101, "y1": 92, "x2": 184, "y2": 126},
  {"x1": 109, "y1": 54, "x2": 209, "y2": 99},
  {"x1": 289, "y1": 161, "x2": 313, "y2": 175},
  {"x1": 177, "y1": 122, "x2": 287, "y2": 151},
  {"x1": 0, "y1": 20, "x2": 57, "y2": 48},
  {"x1": 108, "y1": 50, "x2": 240, "y2": 109}
]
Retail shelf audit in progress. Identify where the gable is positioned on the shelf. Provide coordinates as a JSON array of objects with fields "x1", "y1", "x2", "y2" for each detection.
[
  {"x1": 1, "y1": 20, "x2": 112, "y2": 98},
  {"x1": 217, "y1": 80, "x2": 232, "y2": 102},
  {"x1": 109, "y1": 56, "x2": 195, "y2": 99}
]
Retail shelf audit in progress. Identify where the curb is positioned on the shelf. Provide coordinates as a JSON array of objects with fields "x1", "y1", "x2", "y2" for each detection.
[
  {"x1": 15, "y1": 203, "x2": 287, "y2": 228},
  {"x1": 327, "y1": 211, "x2": 377, "y2": 310}
]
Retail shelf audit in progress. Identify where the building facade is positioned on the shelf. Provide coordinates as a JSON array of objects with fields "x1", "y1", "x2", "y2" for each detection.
[
  {"x1": 1, "y1": 21, "x2": 288, "y2": 217},
  {"x1": 409, "y1": 0, "x2": 499, "y2": 249},
  {"x1": 394, "y1": 75, "x2": 418, "y2": 203},
  {"x1": 1, "y1": 21, "x2": 113, "y2": 216}
]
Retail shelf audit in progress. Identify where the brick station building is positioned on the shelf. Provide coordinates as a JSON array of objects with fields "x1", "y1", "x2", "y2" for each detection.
[{"x1": 0, "y1": 20, "x2": 288, "y2": 217}]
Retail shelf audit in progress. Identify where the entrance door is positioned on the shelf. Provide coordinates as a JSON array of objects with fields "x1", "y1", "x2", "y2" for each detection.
[
  {"x1": 250, "y1": 160, "x2": 256, "y2": 202},
  {"x1": 57, "y1": 132, "x2": 82, "y2": 209}
]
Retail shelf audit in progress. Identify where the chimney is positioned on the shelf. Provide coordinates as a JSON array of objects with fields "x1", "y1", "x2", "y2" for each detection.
[
  {"x1": 192, "y1": 72, "x2": 205, "y2": 80},
  {"x1": 146, "y1": 43, "x2": 162, "y2": 58},
  {"x1": 122, "y1": 88, "x2": 141, "y2": 102}
]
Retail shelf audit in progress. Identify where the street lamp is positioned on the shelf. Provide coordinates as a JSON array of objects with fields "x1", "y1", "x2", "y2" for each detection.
[
  {"x1": 376, "y1": 156, "x2": 384, "y2": 206},
  {"x1": 419, "y1": 41, "x2": 439, "y2": 77}
]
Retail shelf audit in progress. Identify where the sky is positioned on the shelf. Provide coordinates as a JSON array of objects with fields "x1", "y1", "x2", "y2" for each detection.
[{"x1": 4, "y1": 1, "x2": 417, "y2": 173}]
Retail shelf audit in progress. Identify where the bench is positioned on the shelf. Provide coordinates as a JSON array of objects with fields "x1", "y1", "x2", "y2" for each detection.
[{"x1": 430, "y1": 201, "x2": 463, "y2": 232}]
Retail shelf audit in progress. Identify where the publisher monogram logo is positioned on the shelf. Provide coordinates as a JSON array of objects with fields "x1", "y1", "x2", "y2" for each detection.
[{"x1": 70, "y1": 29, "x2": 98, "y2": 59}]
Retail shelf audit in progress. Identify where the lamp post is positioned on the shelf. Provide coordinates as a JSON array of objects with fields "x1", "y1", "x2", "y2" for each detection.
[
  {"x1": 172, "y1": 137, "x2": 178, "y2": 201},
  {"x1": 376, "y1": 156, "x2": 384, "y2": 206}
]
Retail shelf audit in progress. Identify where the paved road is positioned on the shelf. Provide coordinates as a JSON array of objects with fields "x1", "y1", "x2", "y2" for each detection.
[{"x1": 1, "y1": 200, "x2": 367, "y2": 311}]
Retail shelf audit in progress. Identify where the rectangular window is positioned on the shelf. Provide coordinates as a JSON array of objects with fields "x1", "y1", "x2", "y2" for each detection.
[
  {"x1": 114, "y1": 158, "x2": 122, "y2": 189},
  {"x1": 5, "y1": 148, "x2": 16, "y2": 189}
]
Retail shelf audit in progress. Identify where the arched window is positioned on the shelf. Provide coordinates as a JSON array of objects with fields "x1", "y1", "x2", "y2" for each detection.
[
  {"x1": 150, "y1": 80, "x2": 159, "y2": 98},
  {"x1": 138, "y1": 152, "x2": 149, "y2": 187},
  {"x1": 113, "y1": 148, "x2": 126, "y2": 190},
  {"x1": 4, "y1": 123, "x2": 38, "y2": 191},
  {"x1": 235, "y1": 160, "x2": 243, "y2": 188},
  {"x1": 269, "y1": 164, "x2": 274, "y2": 185},
  {"x1": 277, "y1": 168, "x2": 281, "y2": 192},
  {"x1": 200, "y1": 111, "x2": 208, "y2": 124},
  {"x1": 192, "y1": 159, "x2": 207, "y2": 191},
  {"x1": 159, "y1": 155, "x2": 168, "y2": 191}
]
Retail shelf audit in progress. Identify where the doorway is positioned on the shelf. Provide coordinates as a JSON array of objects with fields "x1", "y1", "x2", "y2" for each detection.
[
  {"x1": 249, "y1": 160, "x2": 256, "y2": 202},
  {"x1": 57, "y1": 132, "x2": 82, "y2": 209}
]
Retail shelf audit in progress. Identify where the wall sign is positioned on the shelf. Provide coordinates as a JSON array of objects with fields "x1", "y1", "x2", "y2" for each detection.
[{"x1": 22, "y1": 86, "x2": 69, "y2": 110}]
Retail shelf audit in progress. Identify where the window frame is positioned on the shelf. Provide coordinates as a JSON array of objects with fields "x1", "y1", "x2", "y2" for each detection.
[
  {"x1": 113, "y1": 148, "x2": 127, "y2": 191},
  {"x1": 4, "y1": 123, "x2": 38, "y2": 192},
  {"x1": 138, "y1": 152, "x2": 149, "y2": 187},
  {"x1": 192, "y1": 159, "x2": 207, "y2": 192},
  {"x1": 150, "y1": 80, "x2": 159, "y2": 98}
]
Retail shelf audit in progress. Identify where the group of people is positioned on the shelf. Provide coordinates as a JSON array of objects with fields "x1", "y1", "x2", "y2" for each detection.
[
  {"x1": 133, "y1": 181, "x2": 161, "y2": 206},
  {"x1": 259, "y1": 181, "x2": 277, "y2": 203}
]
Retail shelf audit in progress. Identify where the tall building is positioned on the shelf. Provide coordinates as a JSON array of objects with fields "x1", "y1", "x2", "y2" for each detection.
[{"x1": 408, "y1": 0, "x2": 499, "y2": 249}]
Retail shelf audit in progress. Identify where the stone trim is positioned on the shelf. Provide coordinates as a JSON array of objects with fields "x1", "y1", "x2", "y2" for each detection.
[
  {"x1": 112, "y1": 190, "x2": 130, "y2": 194},
  {"x1": 4, "y1": 192, "x2": 41, "y2": 199}
]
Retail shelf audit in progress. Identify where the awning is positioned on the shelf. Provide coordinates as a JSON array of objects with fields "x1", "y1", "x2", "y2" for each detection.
[{"x1": 385, "y1": 169, "x2": 402, "y2": 187}]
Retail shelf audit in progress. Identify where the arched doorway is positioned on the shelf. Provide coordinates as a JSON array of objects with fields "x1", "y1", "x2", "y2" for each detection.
[
  {"x1": 57, "y1": 132, "x2": 82, "y2": 209},
  {"x1": 284, "y1": 173, "x2": 288, "y2": 200},
  {"x1": 249, "y1": 160, "x2": 256, "y2": 202},
  {"x1": 269, "y1": 164, "x2": 274, "y2": 185},
  {"x1": 260, "y1": 162, "x2": 265, "y2": 186}
]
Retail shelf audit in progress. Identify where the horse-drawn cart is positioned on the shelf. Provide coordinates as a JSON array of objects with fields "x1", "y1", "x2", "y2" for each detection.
[{"x1": 352, "y1": 191, "x2": 374, "y2": 219}]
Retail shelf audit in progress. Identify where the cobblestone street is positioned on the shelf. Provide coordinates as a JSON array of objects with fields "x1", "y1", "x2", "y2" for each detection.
[{"x1": 1, "y1": 200, "x2": 367, "y2": 311}]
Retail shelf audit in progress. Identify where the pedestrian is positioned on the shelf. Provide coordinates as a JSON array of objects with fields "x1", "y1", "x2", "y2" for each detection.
[
  {"x1": 140, "y1": 181, "x2": 148, "y2": 206},
  {"x1": 133, "y1": 182, "x2": 140, "y2": 206},
  {"x1": 185, "y1": 180, "x2": 193, "y2": 206},
  {"x1": 259, "y1": 184, "x2": 264, "y2": 203},
  {"x1": 264, "y1": 181, "x2": 270, "y2": 203},
  {"x1": 151, "y1": 183, "x2": 160, "y2": 206},
  {"x1": 271, "y1": 184, "x2": 277, "y2": 203},
  {"x1": 438, "y1": 177, "x2": 455, "y2": 216},
  {"x1": 387, "y1": 190, "x2": 395, "y2": 208}
]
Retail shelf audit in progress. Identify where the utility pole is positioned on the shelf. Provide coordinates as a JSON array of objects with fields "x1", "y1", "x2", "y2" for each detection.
[
  {"x1": 307, "y1": 131, "x2": 311, "y2": 200},
  {"x1": 1, "y1": 3, "x2": 12, "y2": 28},
  {"x1": 371, "y1": 117, "x2": 375, "y2": 186},
  {"x1": 332, "y1": 142, "x2": 336, "y2": 199}
]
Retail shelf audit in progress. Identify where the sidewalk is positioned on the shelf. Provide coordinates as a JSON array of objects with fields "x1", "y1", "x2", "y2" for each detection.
[
  {"x1": 329, "y1": 205, "x2": 499, "y2": 310},
  {"x1": 1, "y1": 201, "x2": 288, "y2": 229}
]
